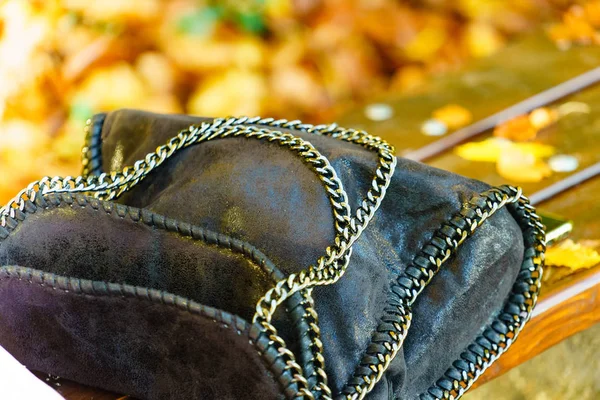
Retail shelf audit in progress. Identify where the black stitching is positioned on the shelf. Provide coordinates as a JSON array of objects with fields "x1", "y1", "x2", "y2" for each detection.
[
  {"x1": 1, "y1": 190, "x2": 310, "y2": 396},
  {"x1": 0, "y1": 267, "x2": 247, "y2": 337},
  {"x1": 5, "y1": 192, "x2": 284, "y2": 284}
]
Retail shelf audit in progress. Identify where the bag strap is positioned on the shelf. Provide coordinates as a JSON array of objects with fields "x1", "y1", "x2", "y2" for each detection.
[
  {"x1": 0, "y1": 116, "x2": 543, "y2": 400},
  {"x1": 2, "y1": 117, "x2": 397, "y2": 399}
]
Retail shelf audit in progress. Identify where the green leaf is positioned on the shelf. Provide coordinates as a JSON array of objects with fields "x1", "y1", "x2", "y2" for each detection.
[
  {"x1": 69, "y1": 101, "x2": 94, "y2": 122},
  {"x1": 176, "y1": 6, "x2": 224, "y2": 36},
  {"x1": 236, "y1": 11, "x2": 265, "y2": 34}
]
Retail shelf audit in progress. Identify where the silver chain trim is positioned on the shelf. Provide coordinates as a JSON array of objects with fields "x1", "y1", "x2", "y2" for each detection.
[
  {"x1": 2, "y1": 116, "x2": 396, "y2": 399},
  {"x1": 340, "y1": 185, "x2": 544, "y2": 400},
  {"x1": 2, "y1": 116, "x2": 544, "y2": 400}
]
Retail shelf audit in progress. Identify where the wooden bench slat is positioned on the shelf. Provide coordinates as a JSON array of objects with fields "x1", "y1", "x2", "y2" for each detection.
[{"x1": 46, "y1": 31, "x2": 600, "y2": 398}]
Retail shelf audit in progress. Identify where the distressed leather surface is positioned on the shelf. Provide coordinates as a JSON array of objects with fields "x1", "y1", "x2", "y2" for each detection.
[
  {"x1": 0, "y1": 194, "x2": 279, "y2": 321},
  {"x1": 0, "y1": 265, "x2": 283, "y2": 400},
  {"x1": 0, "y1": 194, "x2": 287, "y2": 399},
  {"x1": 0, "y1": 109, "x2": 524, "y2": 399}
]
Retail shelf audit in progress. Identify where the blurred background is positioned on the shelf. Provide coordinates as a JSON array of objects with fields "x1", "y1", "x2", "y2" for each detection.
[
  {"x1": 1, "y1": 1, "x2": 600, "y2": 399},
  {"x1": 0, "y1": 0, "x2": 586, "y2": 201}
]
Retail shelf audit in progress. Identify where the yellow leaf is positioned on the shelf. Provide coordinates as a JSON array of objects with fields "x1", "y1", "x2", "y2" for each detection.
[
  {"x1": 545, "y1": 239, "x2": 600, "y2": 271},
  {"x1": 404, "y1": 24, "x2": 447, "y2": 62},
  {"x1": 496, "y1": 146, "x2": 552, "y2": 182},
  {"x1": 187, "y1": 69, "x2": 266, "y2": 117},
  {"x1": 432, "y1": 104, "x2": 473, "y2": 130},
  {"x1": 73, "y1": 63, "x2": 146, "y2": 110},
  {"x1": 514, "y1": 142, "x2": 556, "y2": 158},
  {"x1": 464, "y1": 23, "x2": 505, "y2": 58},
  {"x1": 455, "y1": 138, "x2": 555, "y2": 163},
  {"x1": 455, "y1": 138, "x2": 506, "y2": 162}
]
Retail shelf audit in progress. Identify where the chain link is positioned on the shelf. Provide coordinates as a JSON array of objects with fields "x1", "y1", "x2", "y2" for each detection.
[
  {"x1": 2, "y1": 116, "x2": 396, "y2": 399},
  {"x1": 1, "y1": 116, "x2": 542, "y2": 400}
]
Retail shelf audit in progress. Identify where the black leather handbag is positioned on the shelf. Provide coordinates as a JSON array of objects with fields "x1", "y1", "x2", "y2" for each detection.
[{"x1": 0, "y1": 109, "x2": 545, "y2": 400}]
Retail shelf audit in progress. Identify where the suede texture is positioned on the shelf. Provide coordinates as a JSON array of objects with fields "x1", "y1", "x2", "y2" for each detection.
[
  {"x1": 0, "y1": 109, "x2": 525, "y2": 399},
  {"x1": 100, "y1": 110, "x2": 523, "y2": 398},
  {"x1": 0, "y1": 193, "x2": 277, "y2": 322},
  {"x1": 0, "y1": 268, "x2": 283, "y2": 400}
]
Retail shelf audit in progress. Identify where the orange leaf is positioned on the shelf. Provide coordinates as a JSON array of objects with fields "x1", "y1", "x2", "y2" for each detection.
[{"x1": 432, "y1": 104, "x2": 473, "y2": 130}]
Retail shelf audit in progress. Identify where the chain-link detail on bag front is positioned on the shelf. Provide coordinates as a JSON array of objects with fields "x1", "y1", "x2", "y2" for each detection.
[
  {"x1": 2, "y1": 116, "x2": 544, "y2": 400},
  {"x1": 339, "y1": 185, "x2": 545, "y2": 400},
  {"x1": 2, "y1": 116, "x2": 396, "y2": 400},
  {"x1": 418, "y1": 186, "x2": 544, "y2": 400}
]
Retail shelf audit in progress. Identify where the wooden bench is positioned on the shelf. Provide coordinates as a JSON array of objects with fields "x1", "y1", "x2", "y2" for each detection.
[
  {"x1": 48, "y1": 32, "x2": 600, "y2": 399},
  {"x1": 337, "y1": 31, "x2": 600, "y2": 390}
]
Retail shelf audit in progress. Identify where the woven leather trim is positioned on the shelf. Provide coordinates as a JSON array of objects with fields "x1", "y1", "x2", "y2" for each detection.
[
  {"x1": 342, "y1": 186, "x2": 544, "y2": 399},
  {"x1": 81, "y1": 115, "x2": 543, "y2": 399},
  {"x1": 0, "y1": 265, "x2": 285, "y2": 394},
  {"x1": 418, "y1": 193, "x2": 543, "y2": 400},
  {"x1": 1, "y1": 192, "x2": 284, "y2": 282},
  {"x1": 80, "y1": 118, "x2": 319, "y2": 396},
  {"x1": 0, "y1": 265, "x2": 250, "y2": 330},
  {"x1": 0, "y1": 191, "x2": 314, "y2": 397},
  {"x1": 81, "y1": 113, "x2": 106, "y2": 177},
  {"x1": 0, "y1": 193, "x2": 312, "y2": 393}
]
